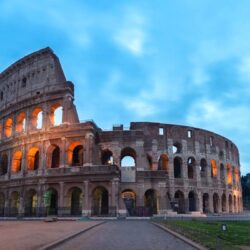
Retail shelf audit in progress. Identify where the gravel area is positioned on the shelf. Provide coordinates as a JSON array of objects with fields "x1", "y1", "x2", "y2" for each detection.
[{"x1": 0, "y1": 220, "x2": 101, "y2": 250}]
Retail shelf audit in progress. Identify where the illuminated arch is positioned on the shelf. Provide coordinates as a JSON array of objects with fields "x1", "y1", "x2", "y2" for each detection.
[
  {"x1": 68, "y1": 142, "x2": 83, "y2": 166},
  {"x1": 11, "y1": 151, "x2": 22, "y2": 173},
  {"x1": 47, "y1": 144, "x2": 60, "y2": 168},
  {"x1": 49, "y1": 103, "x2": 63, "y2": 126},
  {"x1": 211, "y1": 159, "x2": 217, "y2": 177},
  {"x1": 31, "y1": 107, "x2": 43, "y2": 129},
  {"x1": 16, "y1": 112, "x2": 26, "y2": 133},
  {"x1": 158, "y1": 154, "x2": 169, "y2": 171},
  {"x1": 27, "y1": 147, "x2": 39, "y2": 170},
  {"x1": 227, "y1": 164, "x2": 232, "y2": 184},
  {"x1": 5, "y1": 118, "x2": 13, "y2": 137}
]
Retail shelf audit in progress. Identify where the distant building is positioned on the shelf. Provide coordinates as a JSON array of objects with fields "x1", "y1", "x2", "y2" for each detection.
[{"x1": 0, "y1": 48, "x2": 243, "y2": 217}]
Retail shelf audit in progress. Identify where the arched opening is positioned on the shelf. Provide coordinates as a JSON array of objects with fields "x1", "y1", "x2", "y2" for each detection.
[
  {"x1": 10, "y1": 191, "x2": 19, "y2": 216},
  {"x1": 172, "y1": 142, "x2": 182, "y2": 154},
  {"x1": 202, "y1": 193, "x2": 209, "y2": 213},
  {"x1": 229, "y1": 194, "x2": 233, "y2": 213},
  {"x1": 200, "y1": 159, "x2": 207, "y2": 178},
  {"x1": 121, "y1": 189, "x2": 136, "y2": 216},
  {"x1": 101, "y1": 149, "x2": 113, "y2": 165},
  {"x1": 188, "y1": 191, "x2": 196, "y2": 211},
  {"x1": 220, "y1": 164, "x2": 225, "y2": 181},
  {"x1": 221, "y1": 193, "x2": 226, "y2": 212},
  {"x1": 25, "y1": 190, "x2": 37, "y2": 216},
  {"x1": 5, "y1": 118, "x2": 13, "y2": 137},
  {"x1": 174, "y1": 190, "x2": 185, "y2": 213},
  {"x1": 68, "y1": 142, "x2": 83, "y2": 166},
  {"x1": 187, "y1": 157, "x2": 195, "y2": 179},
  {"x1": 11, "y1": 151, "x2": 22, "y2": 173},
  {"x1": 219, "y1": 150, "x2": 224, "y2": 160},
  {"x1": 50, "y1": 104, "x2": 63, "y2": 126},
  {"x1": 174, "y1": 157, "x2": 182, "y2": 178},
  {"x1": 144, "y1": 189, "x2": 158, "y2": 216},
  {"x1": 147, "y1": 154, "x2": 153, "y2": 170},
  {"x1": 67, "y1": 187, "x2": 82, "y2": 216},
  {"x1": 233, "y1": 195, "x2": 237, "y2": 213},
  {"x1": 47, "y1": 188, "x2": 58, "y2": 215},
  {"x1": 16, "y1": 112, "x2": 26, "y2": 133},
  {"x1": 27, "y1": 147, "x2": 39, "y2": 171},
  {"x1": 213, "y1": 193, "x2": 219, "y2": 213},
  {"x1": 47, "y1": 145, "x2": 60, "y2": 168},
  {"x1": 158, "y1": 154, "x2": 169, "y2": 171},
  {"x1": 227, "y1": 164, "x2": 232, "y2": 184},
  {"x1": 211, "y1": 159, "x2": 217, "y2": 178},
  {"x1": 0, "y1": 193, "x2": 5, "y2": 216},
  {"x1": 120, "y1": 147, "x2": 136, "y2": 167},
  {"x1": 31, "y1": 107, "x2": 43, "y2": 129},
  {"x1": 0, "y1": 153, "x2": 8, "y2": 175},
  {"x1": 235, "y1": 168, "x2": 239, "y2": 184},
  {"x1": 92, "y1": 186, "x2": 109, "y2": 216}
]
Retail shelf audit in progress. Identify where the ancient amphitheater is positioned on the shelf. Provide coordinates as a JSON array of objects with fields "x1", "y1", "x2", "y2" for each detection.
[{"x1": 0, "y1": 48, "x2": 242, "y2": 217}]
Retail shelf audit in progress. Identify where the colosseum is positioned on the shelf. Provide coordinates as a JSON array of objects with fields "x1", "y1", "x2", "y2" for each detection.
[{"x1": 0, "y1": 47, "x2": 242, "y2": 217}]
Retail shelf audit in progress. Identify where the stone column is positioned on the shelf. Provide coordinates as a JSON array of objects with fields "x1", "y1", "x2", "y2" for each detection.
[
  {"x1": 21, "y1": 144, "x2": 27, "y2": 176},
  {"x1": 84, "y1": 133, "x2": 94, "y2": 166},
  {"x1": 111, "y1": 179, "x2": 119, "y2": 216},
  {"x1": 58, "y1": 182, "x2": 64, "y2": 216},
  {"x1": 60, "y1": 137, "x2": 66, "y2": 168}
]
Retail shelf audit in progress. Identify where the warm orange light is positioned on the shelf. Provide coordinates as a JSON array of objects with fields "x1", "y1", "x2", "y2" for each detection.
[
  {"x1": 227, "y1": 163, "x2": 232, "y2": 184},
  {"x1": 16, "y1": 112, "x2": 26, "y2": 133},
  {"x1": 68, "y1": 141, "x2": 81, "y2": 165},
  {"x1": 211, "y1": 159, "x2": 217, "y2": 177},
  {"x1": 11, "y1": 151, "x2": 22, "y2": 173},
  {"x1": 32, "y1": 107, "x2": 43, "y2": 128},
  {"x1": 49, "y1": 103, "x2": 62, "y2": 126},
  {"x1": 27, "y1": 147, "x2": 39, "y2": 170},
  {"x1": 5, "y1": 118, "x2": 13, "y2": 137},
  {"x1": 235, "y1": 167, "x2": 239, "y2": 183},
  {"x1": 159, "y1": 154, "x2": 169, "y2": 171}
]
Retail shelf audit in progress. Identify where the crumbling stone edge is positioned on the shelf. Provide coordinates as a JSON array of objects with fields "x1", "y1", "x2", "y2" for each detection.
[
  {"x1": 151, "y1": 222, "x2": 208, "y2": 250},
  {"x1": 39, "y1": 221, "x2": 106, "y2": 250}
]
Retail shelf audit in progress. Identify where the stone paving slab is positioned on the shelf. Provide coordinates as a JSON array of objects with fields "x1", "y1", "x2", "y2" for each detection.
[{"x1": 0, "y1": 220, "x2": 102, "y2": 250}]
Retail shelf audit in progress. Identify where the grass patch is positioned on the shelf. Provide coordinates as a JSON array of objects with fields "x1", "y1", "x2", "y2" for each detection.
[{"x1": 159, "y1": 220, "x2": 250, "y2": 250}]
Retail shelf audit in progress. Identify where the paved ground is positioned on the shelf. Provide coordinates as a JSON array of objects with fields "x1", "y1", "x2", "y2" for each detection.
[
  {"x1": 0, "y1": 220, "x2": 101, "y2": 250},
  {"x1": 53, "y1": 220, "x2": 195, "y2": 250}
]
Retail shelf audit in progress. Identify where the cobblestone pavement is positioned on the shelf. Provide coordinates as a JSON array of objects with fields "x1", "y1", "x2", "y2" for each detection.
[
  {"x1": 53, "y1": 220, "x2": 195, "y2": 250},
  {"x1": 0, "y1": 220, "x2": 101, "y2": 250}
]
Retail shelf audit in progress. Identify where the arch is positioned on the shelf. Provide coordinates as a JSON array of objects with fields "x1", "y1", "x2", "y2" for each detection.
[
  {"x1": 188, "y1": 191, "x2": 197, "y2": 212},
  {"x1": 11, "y1": 151, "x2": 22, "y2": 173},
  {"x1": 0, "y1": 153, "x2": 8, "y2": 175},
  {"x1": 47, "y1": 144, "x2": 60, "y2": 168},
  {"x1": 147, "y1": 154, "x2": 153, "y2": 170},
  {"x1": 101, "y1": 149, "x2": 113, "y2": 165},
  {"x1": 10, "y1": 191, "x2": 19, "y2": 216},
  {"x1": 27, "y1": 147, "x2": 39, "y2": 171},
  {"x1": 0, "y1": 193, "x2": 5, "y2": 216},
  {"x1": 158, "y1": 154, "x2": 169, "y2": 171},
  {"x1": 31, "y1": 107, "x2": 43, "y2": 129},
  {"x1": 202, "y1": 193, "x2": 209, "y2": 213},
  {"x1": 68, "y1": 142, "x2": 83, "y2": 166},
  {"x1": 233, "y1": 195, "x2": 237, "y2": 213},
  {"x1": 228, "y1": 194, "x2": 233, "y2": 213},
  {"x1": 67, "y1": 187, "x2": 83, "y2": 216},
  {"x1": 49, "y1": 103, "x2": 63, "y2": 126},
  {"x1": 174, "y1": 157, "x2": 182, "y2": 178},
  {"x1": 25, "y1": 189, "x2": 38, "y2": 216},
  {"x1": 174, "y1": 190, "x2": 185, "y2": 213},
  {"x1": 227, "y1": 164, "x2": 232, "y2": 184},
  {"x1": 172, "y1": 142, "x2": 182, "y2": 154},
  {"x1": 219, "y1": 150, "x2": 224, "y2": 160},
  {"x1": 144, "y1": 189, "x2": 158, "y2": 216},
  {"x1": 211, "y1": 159, "x2": 217, "y2": 177},
  {"x1": 200, "y1": 158, "x2": 207, "y2": 178},
  {"x1": 92, "y1": 186, "x2": 109, "y2": 216},
  {"x1": 5, "y1": 118, "x2": 13, "y2": 137},
  {"x1": 213, "y1": 193, "x2": 219, "y2": 213},
  {"x1": 121, "y1": 189, "x2": 136, "y2": 216},
  {"x1": 187, "y1": 157, "x2": 195, "y2": 179},
  {"x1": 16, "y1": 112, "x2": 26, "y2": 133},
  {"x1": 221, "y1": 193, "x2": 227, "y2": 212},
  {"x1": 235, "y1": 168, "x2": 239, "y2": 184},
  {"x1": 120, "y1": 147, "x2": 136, "y2": 167},
  {"x1": 47, "y1": 188, "x2": 58, "y2": 215},
  {"x1": 220, "y1": 164, "x2": 225, "y2": 180}
]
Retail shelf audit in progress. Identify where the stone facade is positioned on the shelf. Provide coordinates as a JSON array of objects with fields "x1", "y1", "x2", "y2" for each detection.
[{"x1": 0, "y1": 48, "x2": 242, "y2": 217}]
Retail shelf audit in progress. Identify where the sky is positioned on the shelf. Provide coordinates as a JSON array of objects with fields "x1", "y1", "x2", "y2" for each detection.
[{"x1": 0, "y1": 0, "x2": 249, "y2": 175}]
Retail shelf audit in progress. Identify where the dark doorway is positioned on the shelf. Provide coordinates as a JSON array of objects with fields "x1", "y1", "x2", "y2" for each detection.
[
  {"x1": 144, "y1": 189, "x2": 157, "y2": 216},
  {"x1": 92, "y1": 187, "x2": 109, "y2": 216}
]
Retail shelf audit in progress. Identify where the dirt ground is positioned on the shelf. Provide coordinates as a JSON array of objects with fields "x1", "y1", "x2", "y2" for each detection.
[{"x1": 0, "y1": 220, "x2": 101, "y2": 250}]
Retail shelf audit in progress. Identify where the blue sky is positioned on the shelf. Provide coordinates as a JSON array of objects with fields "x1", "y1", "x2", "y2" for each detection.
[{"x1": 0, "y1": 0, "x2": 249, "y2": 175}]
